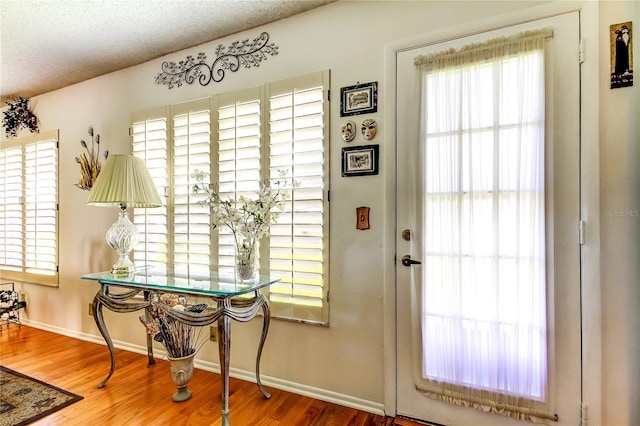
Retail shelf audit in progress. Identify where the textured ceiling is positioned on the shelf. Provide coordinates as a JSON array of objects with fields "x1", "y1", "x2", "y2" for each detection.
[{"x1": 0, "y1": 0, "x2": 335, "y2": 103}]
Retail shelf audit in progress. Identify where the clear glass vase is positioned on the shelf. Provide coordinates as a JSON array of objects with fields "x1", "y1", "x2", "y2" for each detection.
[{"x1": 235, "y1": 238, "x2": 258, "y2": 282}]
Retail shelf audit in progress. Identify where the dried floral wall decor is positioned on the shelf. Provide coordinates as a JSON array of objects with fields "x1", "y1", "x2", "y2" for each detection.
[
  {"x1": 2, "y1": 97, "x2": 39, "y2": 138},
  {"x1": 155, "y1": 32, "x2": 278, "y2": 89},
  {"x1": 75, "y1": 126, "x2": 109, "y2": 190}
]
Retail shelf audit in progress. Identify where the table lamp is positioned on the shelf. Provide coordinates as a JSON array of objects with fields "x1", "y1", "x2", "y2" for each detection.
[{"x1": 86, "y1": 154, "x2": 162, "y2": 276}]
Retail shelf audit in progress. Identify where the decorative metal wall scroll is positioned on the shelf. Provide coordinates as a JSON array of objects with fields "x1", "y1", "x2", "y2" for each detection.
[
  {"x1": 2, "y1": 97, "x2": 38, "y2": 138},
  {"x1": 155, "y1": 32, "x2": 279, "y2": 89}
]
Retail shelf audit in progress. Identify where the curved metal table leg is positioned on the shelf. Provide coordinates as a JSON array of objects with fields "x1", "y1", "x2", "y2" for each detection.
[
  {"x1": 143, "y1": 291, "x2": 155, "y2": 367},
  {"x1": 92, "y1": 289, "x2": 115, "y2": 389},
  {"x1": 255, "y1": 296, "x2": 271, "y2": 399},
  {"x1": 218, "y1": 313, "x2": 231, "y2": 422}
]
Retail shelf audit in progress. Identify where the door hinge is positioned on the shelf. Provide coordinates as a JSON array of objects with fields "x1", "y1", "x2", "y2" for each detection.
[
  {"x1": 579, "y1": 38, "x2": 585, "y2": 64},
  {"x1": 579, "y1": 220, "x2": 585, "y2": 245},
  {"x1": 580, "y1": 403, "x2": 588, "y2": 426}
]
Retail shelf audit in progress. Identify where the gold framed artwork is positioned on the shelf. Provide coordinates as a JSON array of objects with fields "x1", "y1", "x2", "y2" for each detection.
[{"x1": 610, "y1": 21, "x2": 633, "y2": 89}]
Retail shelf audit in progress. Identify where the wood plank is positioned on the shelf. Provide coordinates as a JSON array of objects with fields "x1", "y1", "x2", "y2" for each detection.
[{"x1": 0, "y1": 325, "x2": 426, "y2": 425}]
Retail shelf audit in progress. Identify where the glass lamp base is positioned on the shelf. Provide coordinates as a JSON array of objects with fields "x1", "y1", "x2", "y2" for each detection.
[
  {"x1": 106, "y1": 209, "x2": 140, "y2": 277},
  {"x1": 111, "y1": 256, "x2": 136, "y2": 277}
]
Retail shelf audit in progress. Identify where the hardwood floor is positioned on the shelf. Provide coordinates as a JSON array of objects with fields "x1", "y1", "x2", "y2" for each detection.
[{"x1": 0, "y1": 325, "x2": 428, "y2": 425}]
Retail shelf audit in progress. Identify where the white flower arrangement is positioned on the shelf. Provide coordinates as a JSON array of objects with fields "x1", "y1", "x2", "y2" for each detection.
[{"x1": 191, "y1": 169, "x2": 293, "y2": 279}]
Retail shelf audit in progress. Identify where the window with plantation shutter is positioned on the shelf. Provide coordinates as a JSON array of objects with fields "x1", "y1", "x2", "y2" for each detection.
[
  {"x1": 131, "y1": 70, "x2": 330, "y2": 324},
  {"x1": 0, "y1": 130, "x2": 59, "y2": 286},
  {"x1": 267, "y1": 72, "x2": 329, "y2": 323}
]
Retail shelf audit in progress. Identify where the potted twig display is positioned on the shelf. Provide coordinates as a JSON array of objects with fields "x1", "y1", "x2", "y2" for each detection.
[{"x1": 140, "y1": 294, "x2": 207, "y2": 402}]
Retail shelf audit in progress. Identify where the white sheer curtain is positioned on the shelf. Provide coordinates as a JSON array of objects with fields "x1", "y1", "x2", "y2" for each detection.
[{"x1": 413, "y1": 29, "x2": 556, "y2": 423}]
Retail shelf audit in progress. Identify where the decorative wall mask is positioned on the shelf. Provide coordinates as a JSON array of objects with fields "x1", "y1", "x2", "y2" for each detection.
[
  {"x1": 361, "y1": 119, "x2": 378, "y2": 140},
  {"x1": 75, "y1": 126, "x2": 109, "y2": 190},
  {"x1": 155, "y1": 32, "x2": 279, "y2": 89},
  {"x1": 2, "y1": 97, "x2": 38, "y2": 138},
  {"x1": 341, "y1": 120, "x2": 356, "y2": 142}
]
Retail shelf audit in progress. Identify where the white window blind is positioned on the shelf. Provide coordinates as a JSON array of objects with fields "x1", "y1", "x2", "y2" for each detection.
[
  {"x1": 217, "y1": 89, "x2": 263, "y2": 278},
  {"x1": 267, "y1": 72, "x2": 329, "y2": 323},
  {"x1": 131, "y1": 70, "x2": 330, "y2": 324},
  {"x1": 0, "y1": 146, "x2": 23, "y2": 272},
  {"x1": 173, "y1": 101, "x2": 212, "y2": 277},
  {"x1": 0, "y1": 130, "x2": 59, "y2": 286},
  {"x1": 132, "y1": 111, "x2": 169, "y2": 274}
]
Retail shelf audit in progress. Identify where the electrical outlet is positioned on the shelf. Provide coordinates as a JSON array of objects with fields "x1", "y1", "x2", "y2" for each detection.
[
  {"x1": 88, "y1": 303, "x2": 93, "y2": 316},
  {"x1": 209, "y1": 325, "x2": 218, "y2": 342}
]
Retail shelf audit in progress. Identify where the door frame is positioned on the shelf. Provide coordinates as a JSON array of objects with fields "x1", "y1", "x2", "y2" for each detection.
[{"x1": 381, "y1": 1, "x2": 601, "y2": 423}]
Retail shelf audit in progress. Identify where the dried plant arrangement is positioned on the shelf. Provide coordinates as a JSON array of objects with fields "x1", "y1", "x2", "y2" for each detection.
[
  {"x1": 75, "y1": 126, "x2": 109, "y2": 190},
  {"x1": 140, "y1": 293, "x2": 208, "y2": 358}
]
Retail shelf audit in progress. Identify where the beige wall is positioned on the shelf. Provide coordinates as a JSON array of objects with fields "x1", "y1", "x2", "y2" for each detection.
[
  {"x1": 599, "y1": 1, "x2": 640, "y2": 425},
  {"x1": 2, "y1": 1, "x2": 638, "y2": 424}
]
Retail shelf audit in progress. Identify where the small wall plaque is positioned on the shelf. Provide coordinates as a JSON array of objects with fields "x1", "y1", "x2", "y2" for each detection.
[{"x1": 356, "y1": 206, "x2": 370, "y2": 230}]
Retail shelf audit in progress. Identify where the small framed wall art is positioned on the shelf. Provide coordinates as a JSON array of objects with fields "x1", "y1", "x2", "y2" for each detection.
[
  {"x1": 610, "y1": 21, "x2": 633, "y2": 89},
  {"x1": 340, "y1": 81, "x2": 378, "y2": 116},
  {"x1": 342, "y1": 144, "x2": 379, "y2": 177}
]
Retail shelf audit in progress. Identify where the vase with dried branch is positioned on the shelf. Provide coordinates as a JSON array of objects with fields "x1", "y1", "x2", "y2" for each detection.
[
  {"x1": 140, "y1": 293, "x2": 207, "y2": 402},
  {"x1": 75, "y1": 126, "x2": 108, "y2": 190}
]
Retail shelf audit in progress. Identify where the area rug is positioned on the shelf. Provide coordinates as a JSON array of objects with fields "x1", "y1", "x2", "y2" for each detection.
[{"x1": 0, "y1": 365, "x2": 83, "y2": 426}]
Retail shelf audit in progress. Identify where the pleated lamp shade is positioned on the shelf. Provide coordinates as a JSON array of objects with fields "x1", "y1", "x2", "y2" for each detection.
[
  {"x1": 87, "y1": 154, "x2": 161, "y2": 276},
  {"x1": 87, "y1": 154, "x2": 162, "y2": 208}
]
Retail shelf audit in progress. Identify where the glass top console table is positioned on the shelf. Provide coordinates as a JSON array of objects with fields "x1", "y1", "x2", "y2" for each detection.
[{"x1": 81, "y1": 269, "x2": 279, "y2": 425}]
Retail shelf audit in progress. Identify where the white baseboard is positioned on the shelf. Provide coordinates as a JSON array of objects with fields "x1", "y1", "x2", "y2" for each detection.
[{"x1": 22, "y1": 319, "x2": 385, "y2": 417}]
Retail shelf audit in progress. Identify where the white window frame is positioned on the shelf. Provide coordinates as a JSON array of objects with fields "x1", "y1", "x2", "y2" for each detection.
[
  {"x1": 0, "y1": 129, "x2": 59, "y2": 286},
  {"x1": 131, "y1": 71, "x2": 330, "y2": 324}
]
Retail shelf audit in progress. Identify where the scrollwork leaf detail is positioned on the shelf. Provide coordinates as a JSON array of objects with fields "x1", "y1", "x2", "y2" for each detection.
[{"x1": 155, "y1": 32, "x2": 279, "y2": 89}]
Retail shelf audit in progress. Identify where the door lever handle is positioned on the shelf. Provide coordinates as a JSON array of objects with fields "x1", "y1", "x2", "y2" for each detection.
[{"x1": 401, "y1": 255, "x2": 422, "y2": 267}]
